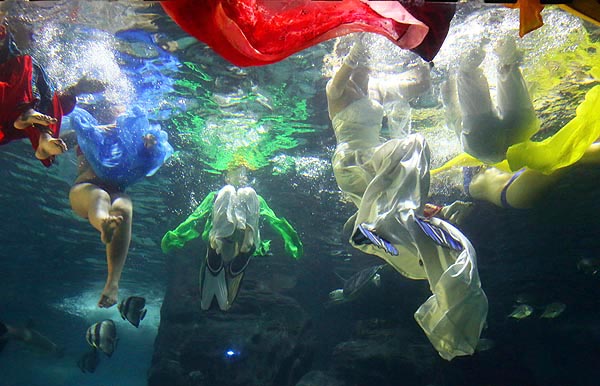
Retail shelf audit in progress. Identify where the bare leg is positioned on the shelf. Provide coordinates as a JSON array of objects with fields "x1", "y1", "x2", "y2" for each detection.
[
  {"x1": 69, "y1": 183, "x2": 123, "y2": 244},
  {"x1": 99, "y1": 193, "x2": 132, "y2": 308},
  {"x1": 13, "y1": 108, "x2": 57, "y2": 130},
  {"x1": 579, "y1": 143, "x2": 600, "y2": 164}
]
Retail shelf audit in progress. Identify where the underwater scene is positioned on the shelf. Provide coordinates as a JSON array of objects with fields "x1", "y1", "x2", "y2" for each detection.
[{"x1": 1, "y1": 1, "x2": 600, "y2": 385}]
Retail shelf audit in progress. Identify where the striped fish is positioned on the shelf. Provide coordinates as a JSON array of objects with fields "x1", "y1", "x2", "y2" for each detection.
[
  {"x1": 85, "y1": 320, "x2": 117, "y2": 357},
  {"x1": 118, "y1": 296, "x2": 147, "y2": 328}
]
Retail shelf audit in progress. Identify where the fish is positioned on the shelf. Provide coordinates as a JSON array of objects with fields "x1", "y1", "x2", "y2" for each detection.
[
  {"x1": 475, "y1": 338, "x2": 495, "y2": 353},
  {"x1": 118, "y1": 296, "x2": 147, "y2": 328},
  {"x1": 540, "y1": 302, "x2": 566, "y2": 319},
  {"x1": 77, "y1": 348, "x2": 100, "y2": 373},
  {"x1": 508, "y1": 304, "x2": 534, "y2": 319},
  {"x1": 0, "y1": 321, "x2": 8, "y2": 353},
  {"x1": 86, "y1": 320, "x2": 118, "y2": 357},
  {"x1": 577, "y1": 257, "x2": 600, "y2": 276}
]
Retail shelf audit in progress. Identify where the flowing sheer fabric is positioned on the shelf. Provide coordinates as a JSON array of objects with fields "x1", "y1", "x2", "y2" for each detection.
[
  {"x1": 334, "y1": 128, "x2": 488, "y2": 360},
  {"x1": 160, "y1": 0, "x2": 455, "y2": 66},
  {"x1": 69, "y1": 106, "x2": 173, "y2": 188}
]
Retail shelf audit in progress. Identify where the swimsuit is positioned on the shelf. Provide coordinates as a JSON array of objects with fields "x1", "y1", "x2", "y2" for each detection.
[{"x1": 500, "y1": 168, "x2": 526, "y2": 209}]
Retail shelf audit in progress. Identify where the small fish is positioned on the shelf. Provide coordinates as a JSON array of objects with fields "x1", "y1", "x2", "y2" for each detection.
[
  {"x1": 0, "y1": 321, "x2": 8, "y2": 353},
  {"x1": 86, "y1": 320, "x2": 118, "y2": 357},
  {"x1": 118, "y1": 296, "x2": 147, "y2": 328},
  {"x1": 508, "y1": 304, "x2": 534, "y2": 319},
  {"x1": 540, "y1": 302, "x2": 566, "y2": 319},
  {"x1": 577, "y1": 258, "x2": 600, "y2": 276},
  {"x1": 77, "y1": 348, "x2": 100, "y2": 373},
  {"x1": 475, "y1": 338, "x2": 495, "y2": 353}
]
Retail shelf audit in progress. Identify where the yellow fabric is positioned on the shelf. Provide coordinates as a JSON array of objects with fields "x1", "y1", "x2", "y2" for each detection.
[
  {"x1": 506, "y1": 85, "x2": 600, "y2": 174},
  {"x1": 505, "y1": 0, "x2": 544, "y2": 37}
]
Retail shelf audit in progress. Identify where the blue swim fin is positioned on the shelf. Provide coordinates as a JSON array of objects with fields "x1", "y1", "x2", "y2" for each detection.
[
  {"x1": 353, "y1": 224, "x2": 399, "y2": 256},
  {"x1": 415, "y1": 217, "x2": 463, "y2": 251}
]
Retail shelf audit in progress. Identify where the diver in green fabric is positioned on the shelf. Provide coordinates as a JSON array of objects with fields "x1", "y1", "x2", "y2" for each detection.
[{"x1": 161, "y1": 166, "x2": 303, "y2": 311}]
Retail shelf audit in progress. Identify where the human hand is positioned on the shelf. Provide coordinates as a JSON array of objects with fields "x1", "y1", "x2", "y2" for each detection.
[
  {"x1": 344, "y1": 35, "x2": 369, "y2": 69},
  {"x1": 441, "y1": 200, "x2": 474, "y2": 225},
  {"x1": 143, "y1": 133, "x2": 157, "y2": 149}
]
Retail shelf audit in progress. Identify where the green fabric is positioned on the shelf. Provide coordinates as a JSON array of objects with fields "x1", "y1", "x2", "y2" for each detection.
[
  {"x1": 257, "y1": 195, "x2": 303, "y2": 259},
  {"x1": 160, "y1": 191, "x2": 216, "y2": 253},
  {"x1": 431, "y1": 85, "x2": 600, "y2": 176},
  {"x1": 160, "y1": 190, "x2": 303, "y2": 259}
]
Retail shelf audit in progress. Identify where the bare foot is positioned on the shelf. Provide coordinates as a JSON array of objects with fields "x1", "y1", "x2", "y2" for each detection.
[
  {"x1": 98, "y1": 285, "x2": 118, "y2": 308},
  {"x1": 35, "y1": 133, "x2": 67, "y2": 160},
  {"x1": 101, "y1": 215, "x2": 123, "y2": 244},
  {"x1": 14, "y1": 109, "x2": 57, "y2": 130}
]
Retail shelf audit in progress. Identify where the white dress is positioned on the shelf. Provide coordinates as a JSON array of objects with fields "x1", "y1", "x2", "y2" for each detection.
[{"x1": 209, "y1": 185, "x2": 260, "y2": 262}]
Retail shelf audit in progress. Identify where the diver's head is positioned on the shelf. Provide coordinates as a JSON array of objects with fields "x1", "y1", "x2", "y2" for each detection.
[{"x1": 225, "y1": 166, "x2": 249, "y2": 188}]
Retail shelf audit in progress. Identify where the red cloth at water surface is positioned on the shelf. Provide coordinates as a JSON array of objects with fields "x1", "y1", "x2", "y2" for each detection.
[
  {"x1": 160, "y1": 0, "x2": 455, "y2": 66},
  {"x1": 0, "y1": 55, "x2": 63, "y2": 167}
]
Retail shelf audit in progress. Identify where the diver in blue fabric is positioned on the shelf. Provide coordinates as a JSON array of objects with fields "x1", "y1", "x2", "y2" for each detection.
[
  {"x1": 68, "y1": 106, "x2": 173, "y2": 187},
  {"x1": 65, "y1": 104, "x2": 173, "y2": 308}
]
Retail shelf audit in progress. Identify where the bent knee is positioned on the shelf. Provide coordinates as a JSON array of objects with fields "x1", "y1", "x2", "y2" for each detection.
[{"x1": 111, "y1": 199, "x2": 133, "y2": 221}]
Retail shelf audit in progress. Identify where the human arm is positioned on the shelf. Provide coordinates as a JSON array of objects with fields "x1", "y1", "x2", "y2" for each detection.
[
  {"x1": 59, "y1": 76, "x2": 107, "y2": 116},
  {"x1": 327, "y1": 38, "x2": 368, "y2": 100},
  {"x1": 160, "y1": 191, "x2": 217, "y2": 253}
]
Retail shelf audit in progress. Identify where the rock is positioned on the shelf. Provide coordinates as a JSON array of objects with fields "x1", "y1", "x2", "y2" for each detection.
[
  {"x1": 148, "y1": 250, "x2": 315, "y2": 386},
  {"x1": 295, "y1": 370, "x2": 345, "y2": 386}
]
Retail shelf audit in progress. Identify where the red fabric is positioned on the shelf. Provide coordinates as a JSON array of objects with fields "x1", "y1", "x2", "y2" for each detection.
[
  {"x1": 0, "y1": 55, "x2": 35, "y2": 145},
  {"x1": 160, "y1": 0, "x2": 455, "y2": 67},
  {"x1": 0, "y1": 54, "x2": 63, "y2": 167}
]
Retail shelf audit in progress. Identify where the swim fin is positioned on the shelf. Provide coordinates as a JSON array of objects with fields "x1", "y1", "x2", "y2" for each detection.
[
  {"x1": 415, "y1": 217, "x2": 463, "y2": 251},
  {"x1": 353, "y1": 224, "x2": 399, "y2": 256},
  {"x1": 199, "y1": 249, "x2": 230, "y2": 311}
]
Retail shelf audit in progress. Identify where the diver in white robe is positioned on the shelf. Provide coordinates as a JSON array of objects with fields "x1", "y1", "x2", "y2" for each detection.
[
  {"x1": 326, "y1": 37, "x2": 488, "y2": 361},
  {"x1": 200, "y1": 167, "x2": 260, "y2": 311},
  {"x1": 442, "y1": 36, "x2": 539, "y2": 164}
]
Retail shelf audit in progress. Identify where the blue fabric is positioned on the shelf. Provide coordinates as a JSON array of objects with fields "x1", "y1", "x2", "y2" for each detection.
[{"x1": 69, "y1": 106, "x2": 173, "y2": 188}]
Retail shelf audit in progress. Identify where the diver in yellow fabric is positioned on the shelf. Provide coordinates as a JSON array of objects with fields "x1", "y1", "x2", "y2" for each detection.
[
  {"x1": 161, "y1": 166, "x2": 303, "y2": 311},
  {"x1": 443, "y1": 36, "x2": 539, "y2": 164},
  {"x1": 326, "y1": 37, "x2": 488, "y2": 361}
]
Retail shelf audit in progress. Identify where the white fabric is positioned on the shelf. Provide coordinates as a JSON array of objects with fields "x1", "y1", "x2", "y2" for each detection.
[
  {"x1": 209, "y1": 185, "x2": 260, "y2": 262},
  {"x1": 331, "y1": 99, "x2": 488, "y2": 360},
  {"x1": 457, "y1": 63, "x2": 539, "y2": 163}
]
